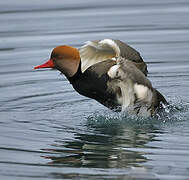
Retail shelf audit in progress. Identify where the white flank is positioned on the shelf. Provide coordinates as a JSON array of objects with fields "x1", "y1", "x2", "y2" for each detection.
[
  {"x1": 119, "y1": 83, "x2": 153, "y2": 115},
  {"x1": 119, "y1": 80, "x2": 135, "y2": 111},
  {"x1": 134, "y1": 84, "x2": 153, "y2": 103},
  {"x1": 108, "y1": 60, "x2": 154, "y2": 116},
  {"x1": 108, "y1": 64, "x2": 136, "y2": 111},
  {"x1": 134, "y1": 84, "x2": 153, "y2": 117},
  {"x1": 79, "y1": 39, "x2": 120, "y2": 72}
]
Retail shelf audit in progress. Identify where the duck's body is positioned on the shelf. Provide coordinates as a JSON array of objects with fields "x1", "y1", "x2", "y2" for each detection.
[
  {"x1": 34, "y1": 39, "x2": 167, "y2": 116},
  {"x1": 68, "y1": 59, "x2": 118, "y2": 109},
  {"x1": 68, "y1": 57, "x2": 166, "y2": 115}
]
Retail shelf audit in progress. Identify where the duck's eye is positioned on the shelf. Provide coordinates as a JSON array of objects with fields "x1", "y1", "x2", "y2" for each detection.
[{"x1": 51, "y1": 54, "x2": 62, "y2": 60}]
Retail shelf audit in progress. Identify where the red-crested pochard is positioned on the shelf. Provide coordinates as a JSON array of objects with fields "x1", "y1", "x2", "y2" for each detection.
[{"x1": 34, "y1": 39, "x2": 167, "y2": 116}]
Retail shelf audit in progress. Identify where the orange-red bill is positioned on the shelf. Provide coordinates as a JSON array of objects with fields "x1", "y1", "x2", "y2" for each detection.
[{"x1": 34, "y1": 59, "x2": 54, "y2": 69}]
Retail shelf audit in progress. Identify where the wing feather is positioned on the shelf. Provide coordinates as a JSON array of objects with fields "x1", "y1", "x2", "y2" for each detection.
[{"x1": 79, "y1": 39, "x2": 120, "y2": 72}]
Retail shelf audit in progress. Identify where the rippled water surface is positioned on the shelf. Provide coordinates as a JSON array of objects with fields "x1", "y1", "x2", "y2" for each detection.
[{"x1": 1, "y1": 0, "x2": 189, "y2": 179}]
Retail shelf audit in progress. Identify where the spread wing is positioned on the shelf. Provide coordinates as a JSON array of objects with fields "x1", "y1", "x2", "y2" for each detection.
[
  {"x1": 79, "y1": 39, "x2": 120, "y2": 72},
  {"x1": 79, "y1": 39, "x2": 148, "y2": 75}
]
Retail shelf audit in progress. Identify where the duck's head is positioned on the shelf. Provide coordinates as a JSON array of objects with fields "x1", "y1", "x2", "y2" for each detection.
[{"x1": 34, "y1": 45, "x2": 80, "y2": 77}]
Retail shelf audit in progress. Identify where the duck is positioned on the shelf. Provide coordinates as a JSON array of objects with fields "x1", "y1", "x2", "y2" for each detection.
[{"x1": 34, "y1": 39, "x2": 167, "y2": 116}]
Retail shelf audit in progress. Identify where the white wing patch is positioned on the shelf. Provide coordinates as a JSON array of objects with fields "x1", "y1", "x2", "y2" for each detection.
[
  {"x1": 99, "y1": 39, "x2": 120, "y2": 57},
  {"x1": 107, "y1": 64, "x2": 120, "y2": 79},
  {"x1": 79, "y1": 39, "x2": 120, "y2": 72}
]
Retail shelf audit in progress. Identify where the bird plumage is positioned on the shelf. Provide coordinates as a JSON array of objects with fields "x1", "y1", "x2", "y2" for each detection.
[{"x1": 34, "y1": 39, "x2": 167, "y2": 116}]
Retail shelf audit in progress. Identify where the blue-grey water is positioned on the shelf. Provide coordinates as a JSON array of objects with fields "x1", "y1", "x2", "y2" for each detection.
[{"x1": 0, "y1": 0, "x2": 189, "y2": 179}]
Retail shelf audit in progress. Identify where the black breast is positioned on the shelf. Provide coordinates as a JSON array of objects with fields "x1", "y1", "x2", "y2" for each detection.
[{"x1": 68, "y1": 60, "x2": 120, "y2": 109}]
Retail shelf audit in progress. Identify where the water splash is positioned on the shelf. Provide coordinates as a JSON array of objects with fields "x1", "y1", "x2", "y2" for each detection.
[
  {"x1": 157, "y1": 97, "x2": 189, "y2": 122},
  {"x1": 85, "y1": 97, "x2": 189, "y2": 129}
]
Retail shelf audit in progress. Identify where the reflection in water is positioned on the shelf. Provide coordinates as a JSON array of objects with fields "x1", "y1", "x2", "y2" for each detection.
[
  {"x1": 42, "y1": 100, "x2": 189, "y2": 170},
  {"x1": 42, "y1": 114, "x2": 160, "y2": 168}
]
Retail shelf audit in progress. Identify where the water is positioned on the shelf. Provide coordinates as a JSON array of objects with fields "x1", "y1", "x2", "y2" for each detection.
[{"x1": 0, "y1": 0, "x2": 189, "y2": 179}]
